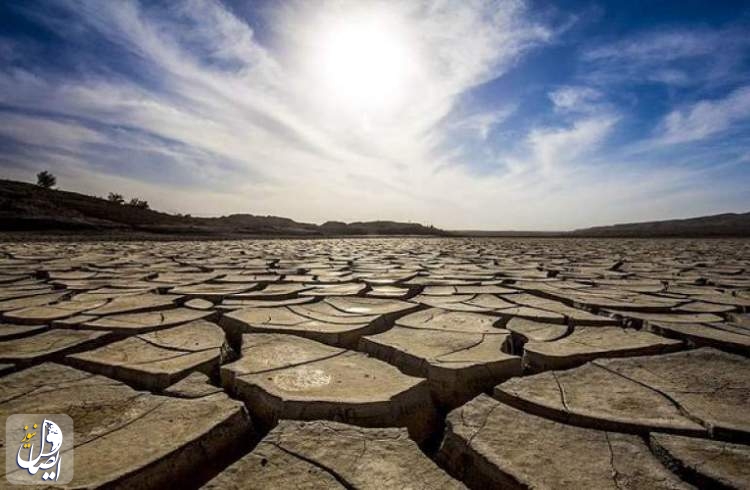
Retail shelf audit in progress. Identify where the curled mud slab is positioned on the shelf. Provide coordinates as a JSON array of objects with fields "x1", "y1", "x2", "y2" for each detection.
[
  {"x1": 84, "y1": 292, "x2": 181, "y2": 315},
  {"x1": 360, "y1": 308, "x2": 521, "y2": 407},
  {"x1": 0, "y1": 322, "x2": 49, "y2": 341},
  {"x1": 82, "y1": 307, "x2": 215, "y2": 333},
  {"x1": 499, "y1": 292, "x2": 620, "y2": 326},
  {"x1": 0, "y1": 328, "x2": 111, "y2": 368},
  {"x1": 66, "y1": 319, "x2": 230, "y2": 390},
  {"x1": 0, "y1": 291, "x2": 69, "y2": 313},
  {"x1": 163, "y1": 371, "x2": 225, "y2": 398},
  {"x1": 221, "y1": 298, "x2": 417, "y2": 348},
  {"x1": 169, "y1": 283, "x2": 258, "y2": 300},
  {"x1": 221, "y1": 333, "x2": 437, "y2": 442},
  {"x1": 0, "y1": 363, "x2": 252, "y2": 489},
  {"x1": 3, "y1": 299, "x2": 105, "y2": 324},
  {"x1": 647, "y1": 321, "x2": 750, "y2": 356},
  {"x1": 438, "y1": 394, "x2": 688, "y2": 489},
  {"x1": 185, "y1": 297, "x2": 215, "y2": 310},
  {"x1": 650, "y1": 433, "x2": 750, "y2": 488},
  {"x1": 496, "y1": 348, "x2": 750, "y2": 441},
  {"x1": 521, "y1": 325, "x2": 683, "y2": 372},
  {"x1": 228, "y1": 283, "x2": 312, "y2": 300},
  {"x1": 205, "y1": 420, "x2": 465, "y2": 489}
]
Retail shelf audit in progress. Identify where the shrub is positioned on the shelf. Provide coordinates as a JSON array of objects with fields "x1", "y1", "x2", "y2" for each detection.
[
  {"x1": 107, "y1": 192, "x2": 125, "y2": 204},
  {"x1": 36, "y1": 171, "x2": 56, "y2": 189},
  {"x1": 128, "y1": 198, "x2": 150, "y2": 209}
]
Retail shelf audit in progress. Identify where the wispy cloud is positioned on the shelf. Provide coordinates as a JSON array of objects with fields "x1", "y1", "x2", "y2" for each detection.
[
  {"x1": 526, "y1": 114, "x2": 618, "y2": 174},
  {"x1": 654, "y1": 85, "x2": 750, "y2": 145},
  {"x1": 585, "y1": 30, "x2": 717, "y2": 62},
  {"x1": 451, "y1": 106, "x2": 517, "y2": 140},
  {"x1": 581, "y1": 25, "x2": 750, "y2": 88},
  {"x1": 548, "y1": 86, "x2": 603, "y2": 113}
]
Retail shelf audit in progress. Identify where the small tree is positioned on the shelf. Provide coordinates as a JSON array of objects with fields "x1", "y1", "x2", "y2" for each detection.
[
  {"x1": 128, "y1": 197, "x2": 150, "y2": 209},
  {"x1": 36, "y1": 171, "x2": 56, "y2": 189},
  {"x1": 107, "y1": 192, "x2": 125, "y2": 205}
]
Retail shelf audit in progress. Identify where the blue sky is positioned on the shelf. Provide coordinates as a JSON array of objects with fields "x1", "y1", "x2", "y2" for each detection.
[{"x1": 1, "y1": 0, "x2": 749, "y2": 230}]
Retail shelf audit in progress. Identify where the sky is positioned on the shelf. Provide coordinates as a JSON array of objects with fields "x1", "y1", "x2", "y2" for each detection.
[{"x1": 1, "y1": 0, "x2": 749, "y2": 230}]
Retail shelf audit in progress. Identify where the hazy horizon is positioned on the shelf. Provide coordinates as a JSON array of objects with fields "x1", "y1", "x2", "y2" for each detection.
[{"x1": 1, "y1": 0, "x2": 749, "y2": 230}]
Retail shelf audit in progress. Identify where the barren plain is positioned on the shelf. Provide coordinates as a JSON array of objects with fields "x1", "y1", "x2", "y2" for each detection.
[{"x1": 0, "y1": 237, "x2": 749, "y2": 489}]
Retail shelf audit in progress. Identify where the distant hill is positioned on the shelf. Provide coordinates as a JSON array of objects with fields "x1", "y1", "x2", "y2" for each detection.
[
  {"x1": 450, "y1": 230, "x2": 564, "y2": 237},
  {"x1": 0, "y1": 179, "x2": 445, "y2": 237},
  {"x1": 320, "y1": 220, "x2": 441, "y2": 235},
  {"x1": 570, "y1": 212, "x2": 750, "y2": 237},
  {"x1": 454, "y1": 212, "x2": 750, "y2": 238}
]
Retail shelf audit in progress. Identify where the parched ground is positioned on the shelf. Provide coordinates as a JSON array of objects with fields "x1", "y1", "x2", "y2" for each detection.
[{"x1": 0, "y1": 237, "x2": 749, "y2": 489}]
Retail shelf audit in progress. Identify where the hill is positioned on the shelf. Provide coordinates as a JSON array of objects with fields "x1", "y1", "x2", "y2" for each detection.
[
  {"x1": 0, "y1": 179, "x2": 445, "y2": 237},
  {"x1": 454, "y1": 212, "x2": 750, "y2": 238},
  {"x1": 570, "y1": 212, "x2": 750, "y2": 237}
]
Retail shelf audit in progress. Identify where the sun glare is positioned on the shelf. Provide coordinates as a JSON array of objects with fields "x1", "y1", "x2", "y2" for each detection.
[{"x1": 311, "y1": 12, "x2": 412, "y2": 115}]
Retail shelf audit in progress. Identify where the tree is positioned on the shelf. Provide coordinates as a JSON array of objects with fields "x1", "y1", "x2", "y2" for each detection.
[
  {"x1": 128, "y1": 197, "x2": 150, "y2": 209},
  {"x1": 36, "y1": 171, "x2": 56, "y2": 189},
  {"x1": 107, "y1": 192, "x2": 125, "y2": 205}
]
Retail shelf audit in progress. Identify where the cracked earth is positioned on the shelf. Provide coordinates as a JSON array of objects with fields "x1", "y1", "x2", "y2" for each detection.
[{"x1": 0, "y1": 237, "x2": 749, "y2": 489}]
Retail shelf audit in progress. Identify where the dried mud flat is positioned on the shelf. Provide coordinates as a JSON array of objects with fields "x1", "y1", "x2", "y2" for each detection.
[{"x1": 0, "y1": 237, "x2": 749, "y2": 489}]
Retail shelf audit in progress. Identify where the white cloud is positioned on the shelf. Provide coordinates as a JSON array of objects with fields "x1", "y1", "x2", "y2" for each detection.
[
  {"x1": 656, "y1": 86, "x2": 750, "y2": 145},
  {"x1": 526, "y1": 114, "x2": 618, "y2": 173},
  {"x1": 584, "y1": 30, "x2": 716, "y2": 63},
  {"x1": 451, "y1": 106, "x2": 517, "y2": 140},
  {"x1": 548, "y1": 86, "x2": 602, "y2": 113},
  {"x1": 581, "y1": 26, "x2": 750, "y2": 88},
  {"x1": 0, "y1": 113, "x2": 105, "y2": 149}
]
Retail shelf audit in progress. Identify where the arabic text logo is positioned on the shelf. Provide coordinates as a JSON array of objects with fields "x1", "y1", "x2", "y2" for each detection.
[
  {"x1": 5, "y1": 413, "x2": 74, "y2": 485},
  {"x1": 17, "y1": 419, "x2": 64, "y2": 481}
]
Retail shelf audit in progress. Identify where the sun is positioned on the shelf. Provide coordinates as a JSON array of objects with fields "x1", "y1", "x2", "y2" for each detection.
[{"x1": 309, "y1": 10, "x2": 413, "y2": 115}]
